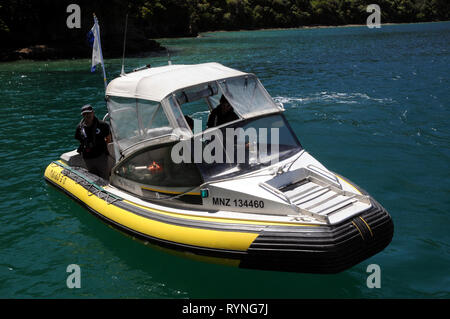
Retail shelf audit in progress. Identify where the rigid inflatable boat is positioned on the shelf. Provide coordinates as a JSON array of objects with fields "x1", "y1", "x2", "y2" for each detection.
[{"x1": 45, "y1": 63, "x2": 393, "y2": 273}]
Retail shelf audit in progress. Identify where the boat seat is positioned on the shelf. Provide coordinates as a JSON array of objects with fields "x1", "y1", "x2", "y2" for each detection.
[
  {"x1": 60, "y1": 150, "x2": 87, "y2": 169},
  {"x1": 61, "y1": 149, "x2": 114, "y2": 179}
]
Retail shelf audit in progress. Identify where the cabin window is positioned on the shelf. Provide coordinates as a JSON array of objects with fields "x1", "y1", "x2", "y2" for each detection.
[
  {"x1": 107, "y1": 96, "x2": 174, "y2": 152},
  {"x1": 164, "y1": 95, "x2": 192, "y2": 130},
  {"x1": 218, "y1": 76, "x2": 279, "y2": 118},
  {"x1": 168, "y1": 82, "x2": 223, "y2": 132},
  {"x1": 164, "y1": 76, "x2": 280, "y2": 135},
  {"x1": 113, "y1": 143, "x2": 203, "y2": 191},
  {"x1": 196, "y1": 114, "x2": 302, "y2": 181}
]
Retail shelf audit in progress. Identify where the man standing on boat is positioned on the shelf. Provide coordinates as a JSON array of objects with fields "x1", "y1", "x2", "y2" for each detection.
[
  {"x1": 207, "y1": 95, "x2": 239, "y2": 128},
  {"x1": 75, "y1": 104, "x2": 112, "y2": 179}
]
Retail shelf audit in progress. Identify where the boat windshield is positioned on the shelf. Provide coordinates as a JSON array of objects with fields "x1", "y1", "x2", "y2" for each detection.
[
  {"x1": 172, "y1": 114, "x2": 302, "y2": 182},
  {"x1": 106, "y1": 96, "x2": 190, "y2": 155}
]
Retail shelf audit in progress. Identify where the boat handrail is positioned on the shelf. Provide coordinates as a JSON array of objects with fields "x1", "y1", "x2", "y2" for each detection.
[
  {"x1": 307, "y1": 164, "x2": 341, "y2": 188},
  {"x1": 51, "y1": 161, "x2": 122, "y2": 203},
  {"x1": 259, "y1": 181, "x2": 293, "y2": 205},
  {"x1": 119, "y1": 133, "x2": 180, "y2": 158}
]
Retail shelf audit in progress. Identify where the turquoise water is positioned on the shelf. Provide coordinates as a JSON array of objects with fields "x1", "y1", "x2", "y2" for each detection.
[{"x1": 1, "y1": 22, "x2": 449, "y2": 298}]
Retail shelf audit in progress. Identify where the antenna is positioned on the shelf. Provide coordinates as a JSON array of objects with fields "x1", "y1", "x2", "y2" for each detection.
[
  {"x1": 120, "y1": 13, "x2": 129, "y2": 76},
  {"x1": 167, "y1": 49, "x2": 172, "y2": 65}
]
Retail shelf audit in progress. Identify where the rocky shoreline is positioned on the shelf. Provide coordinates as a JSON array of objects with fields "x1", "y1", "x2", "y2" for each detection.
[{"x1": 0, "y1": 39, "x2": 165, "y2": 62}]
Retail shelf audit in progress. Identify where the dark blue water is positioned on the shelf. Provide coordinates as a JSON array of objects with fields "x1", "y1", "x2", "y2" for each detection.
[{"x1": 0, "y1": 22, "x2": 449, "y2": 298}]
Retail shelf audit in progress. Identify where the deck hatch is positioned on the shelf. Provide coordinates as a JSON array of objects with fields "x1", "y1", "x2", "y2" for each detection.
[{"x1": 261, "y1": 168, "x2": 372, "y2": 224}]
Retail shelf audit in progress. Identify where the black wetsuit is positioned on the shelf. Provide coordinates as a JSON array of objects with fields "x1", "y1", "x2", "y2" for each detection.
[
  {"x1": 75, "y1": 117, "x2": 111, "y2": 179},
  {"x1": 75, "y1": 117, "x2": 110, "y2": 159}
]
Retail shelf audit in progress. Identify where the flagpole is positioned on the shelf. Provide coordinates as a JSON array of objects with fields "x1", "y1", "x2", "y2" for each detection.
[
  {"x1": 120, "y1": 13, "x2": 129, "y2": 76},
  {"x1": 93, "y1": 13, "x2": 108, "y2": 90}
]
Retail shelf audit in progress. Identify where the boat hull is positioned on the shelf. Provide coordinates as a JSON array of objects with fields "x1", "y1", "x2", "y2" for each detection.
[{"x1": 44, "y1": 161, "x2": 393, "y2": 273}]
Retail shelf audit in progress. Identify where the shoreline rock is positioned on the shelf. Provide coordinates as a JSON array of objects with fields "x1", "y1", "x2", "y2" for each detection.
[{"x1": 0, "y1": 39, "x2": 165, "y2": 62}]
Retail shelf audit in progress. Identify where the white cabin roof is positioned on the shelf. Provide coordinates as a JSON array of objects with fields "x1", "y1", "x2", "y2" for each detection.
[{"x1": 105, "y1": 62, "x2": 248, "y2": 102}]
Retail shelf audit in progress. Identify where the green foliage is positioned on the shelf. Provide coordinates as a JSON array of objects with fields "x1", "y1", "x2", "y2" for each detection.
[
  {"x1": 179, "y1": 0, "x2": 448, "y2": 32},
  {"x1": 1, "y1": 0, "x2": 448, "y2": 57}
]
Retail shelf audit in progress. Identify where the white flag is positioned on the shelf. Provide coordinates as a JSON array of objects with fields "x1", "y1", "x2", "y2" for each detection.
[
  {"x1": 88, "y1": 17, "x2": 101, "y2": 71},
  {"x1": 87, "y1": 15, "x2": 107, "y2": 88}
]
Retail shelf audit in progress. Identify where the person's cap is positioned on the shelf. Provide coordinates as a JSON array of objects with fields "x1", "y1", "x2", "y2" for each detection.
[{"x1": 81, "y1": 104, "x2": 94, "y2": 115}]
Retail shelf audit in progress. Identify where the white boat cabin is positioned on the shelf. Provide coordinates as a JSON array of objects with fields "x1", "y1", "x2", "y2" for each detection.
[{"x1": 105, "y1": 63, "x2": 301, "y2": 200}]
